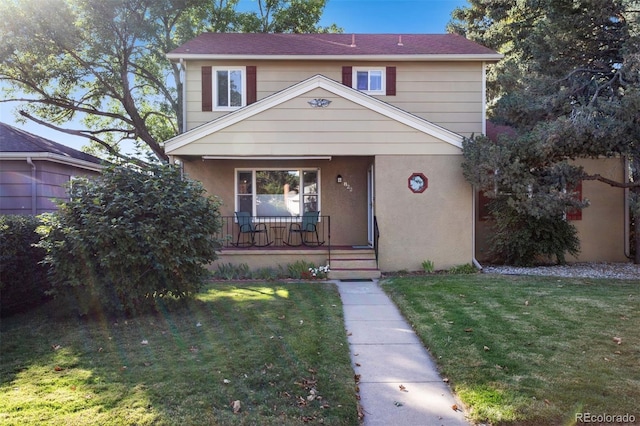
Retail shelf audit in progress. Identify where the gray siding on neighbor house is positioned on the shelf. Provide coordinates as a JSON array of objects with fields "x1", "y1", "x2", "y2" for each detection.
[{"x1": 0, "y1": 160, "x2": 97, "y2": 215}]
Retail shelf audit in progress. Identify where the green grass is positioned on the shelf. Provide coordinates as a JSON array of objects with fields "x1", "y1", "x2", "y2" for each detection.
[
  {"x1": 381, "y1": 274, "x2": 640, "y2": 425},
  {"x1": 0, "y1": 282, "x2": 359, "y2": 425}
]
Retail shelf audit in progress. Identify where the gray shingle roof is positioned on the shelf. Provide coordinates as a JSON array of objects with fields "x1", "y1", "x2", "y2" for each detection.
[
  {"x1": 0, "y1": 122, "x2": 103, "y2": 165},
  {"x1": 168, "y1": 33, "x2": 499, "y2": 57}
]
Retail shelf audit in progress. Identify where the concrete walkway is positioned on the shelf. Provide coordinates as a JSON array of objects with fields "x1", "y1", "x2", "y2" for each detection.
[{"x1": 334, "y1": 279, "x2": 470, "y2": 426}]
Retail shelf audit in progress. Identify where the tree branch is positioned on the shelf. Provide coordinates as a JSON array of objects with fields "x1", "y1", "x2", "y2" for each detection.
[
  {"x1": 17, "y1": 110, "x2": 147, "y2": 168},
  {"x1": 583, "y1": 173, "x2": 640, "y2": 188}
]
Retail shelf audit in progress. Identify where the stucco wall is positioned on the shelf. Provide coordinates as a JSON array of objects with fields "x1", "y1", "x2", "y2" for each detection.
[
  {"x1": 569, "y1": 158, "x2": 627, "y2": 262},
  {"x1": 374, "y1": 155, "x2": 473, "y2": 271},
  {"x1": 475, "y1": 157, "x2": 628, "y2": 263},
  {"x1": 184, "y1": 59, "x2": 484, "y2": 137}
]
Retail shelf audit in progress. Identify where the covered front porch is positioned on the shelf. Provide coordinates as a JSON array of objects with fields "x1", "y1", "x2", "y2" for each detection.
[{"x1": 212, "y1": 214, "x2": 381, "y2": 280}]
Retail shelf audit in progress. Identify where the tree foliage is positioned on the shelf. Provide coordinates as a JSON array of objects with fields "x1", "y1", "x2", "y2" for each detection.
[
  {"x1": 451, "y1": 0, "x2": 640, "y2": 263},
  {"x1": 0, "y1": 215, "x2": 50, "y2": 316},
  {"x1": 0, "y1": 0, "x2": 339, "y2": 163},
  {"x1": 37, "y1": 164, "x2": 223, "y2": 316}
]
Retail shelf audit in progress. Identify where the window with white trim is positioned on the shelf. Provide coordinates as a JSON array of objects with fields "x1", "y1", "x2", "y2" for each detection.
[
  {"x1": 353, "y1": 67, "x2": 385, "y2": 94},
  {"x1": 236, "y1": 169, "x2": 320, "y2": 217},
  {"x1": 214, "y1": 67, "x2": 246, "y2": 109}
]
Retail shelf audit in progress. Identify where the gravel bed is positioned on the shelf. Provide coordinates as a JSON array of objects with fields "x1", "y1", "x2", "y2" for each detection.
[{"x1": 482, "y1": 262, "x2": 640, "y2": 281}]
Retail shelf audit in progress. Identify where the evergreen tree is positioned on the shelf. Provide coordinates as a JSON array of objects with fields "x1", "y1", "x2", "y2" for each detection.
[{"x1": 450, "y1": 0, "x2": 640, "y2": 263}]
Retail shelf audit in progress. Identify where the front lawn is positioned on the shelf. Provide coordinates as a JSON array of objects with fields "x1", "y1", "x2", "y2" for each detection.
[
  {"x1": 381, "y1": 274, "x2": 640, "y2": 425},
  {"x1": 0, "y1": 282, "x2": 359, "y2": 425}
]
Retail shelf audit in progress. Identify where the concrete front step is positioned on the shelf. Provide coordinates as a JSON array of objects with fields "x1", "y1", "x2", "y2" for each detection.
[
  {"x1": 330, "y1": 258, "x2": 378, "y2": 269},
  {"x1": 328, "y1": 248, "x2": 380, "y2": 280},
  {"x1": 328, "y1": 268, "x2": 381, "y2": 280}
]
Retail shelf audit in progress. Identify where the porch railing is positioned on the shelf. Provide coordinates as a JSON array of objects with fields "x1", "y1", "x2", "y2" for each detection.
[
  {"x1": 374, "y1": 216, "x2": 380, "y2": 268},
  {"x1": 216, "y1": 215, "x2": 331, "y2": 251}
]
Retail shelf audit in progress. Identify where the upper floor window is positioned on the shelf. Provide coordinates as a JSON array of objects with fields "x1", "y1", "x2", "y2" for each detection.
[
  {"x1": 214, "y1": 67, "x2": 246, "y2": 109},
  {"x1": 342, "y1": 66, "x2": 395, "y2": 96},
  {"x1": 202, "y1": 66, "x2": 256, "y2": 112},
  {"x1": 353, "y1": 68, "x2": 385, "y2": 94}
]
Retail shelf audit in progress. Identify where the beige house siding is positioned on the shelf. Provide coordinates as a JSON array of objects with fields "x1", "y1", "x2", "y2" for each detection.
[
  {"x1": 374, "y1": 155, "x2": 473, "y2": 271},
  {"x1": 184, "y1": 60, "x2": 484, "y2": 137},
  {"x1": 171, "y1": 87, "x2": 462, "y2": 157}
]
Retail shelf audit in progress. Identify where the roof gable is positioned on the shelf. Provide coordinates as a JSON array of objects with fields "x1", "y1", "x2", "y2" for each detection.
[
  {"x1": 167, "y1": 33, "x2": 502, "y2": 61},
  {"x1": 164, "y1": 74, "x2": 463, "y2": 155}
]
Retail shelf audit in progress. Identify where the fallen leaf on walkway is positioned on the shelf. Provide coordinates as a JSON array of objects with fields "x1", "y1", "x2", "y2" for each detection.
[
  {"x1": 355, "y1": 363, "x2": 361, "y2": 367},
  {"x1": 399, "y1": 384, "x2": 408, "y2": 392},
  {"x1": 452, "y1": 404, "x2": 459, "y2": 411},
  {"x1": 394, "y1": 401, "x2": 403, "y2": 407}
]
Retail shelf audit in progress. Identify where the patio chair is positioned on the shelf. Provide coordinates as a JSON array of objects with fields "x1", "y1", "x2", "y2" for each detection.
[
  {"x1": 234, "y1": 211, "x2": 271, "y2": 247},
  {"x1": 286, "y1": 211, "x2": 324, "y2": 247}
]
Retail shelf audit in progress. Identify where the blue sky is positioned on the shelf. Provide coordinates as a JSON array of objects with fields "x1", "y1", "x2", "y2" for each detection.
[{"x1": 0, "y1": 0, "x2": 469, "y2": 151}]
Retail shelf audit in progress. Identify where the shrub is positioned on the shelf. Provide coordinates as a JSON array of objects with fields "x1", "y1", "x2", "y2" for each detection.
[
  {"x1": 447, "y1": 263, "x2": 477, "y2": 274},
  {"x1": 213, "y1": 262, "x2": 251, "y2": 280},
  {"x1": 421, "y1": 259, "x2": 435, "y2": 273},
  {"x1": 488, "y1": 198, "x2": 580, "y2": 266},
  {"x1": 37, "y1": 163, "x2": 223, "y2": 316},
  {"x1": 0, "y1": 215, "x2": 50, "y2": 316},
  {"x1": 251, "y1": 266, "x2": 286, "y2": 281},
  {"x1": 287, "y1": 260, "x2": 317, "y2": 279}
]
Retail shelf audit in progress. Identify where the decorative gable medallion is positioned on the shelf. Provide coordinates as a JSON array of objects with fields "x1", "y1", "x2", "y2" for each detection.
[{"x1": 308, "y1": 98, "x2": 331, "y2": 108}]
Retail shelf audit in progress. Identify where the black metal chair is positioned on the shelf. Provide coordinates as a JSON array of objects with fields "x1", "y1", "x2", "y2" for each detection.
[
  {"x1": 286, "y1": 211, "x2": 324, "y2": 246},
  {"x1": 234, "y1": 212, "x2": 271, "y2": 247}
]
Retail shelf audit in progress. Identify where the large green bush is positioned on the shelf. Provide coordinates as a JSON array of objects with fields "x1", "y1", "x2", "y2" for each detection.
[
  {"x1": 0, "y1": 215, "x2": 50, "y2": 316},
  {"x1": 37, "y1": 163, "x2": 223, "y2": 316},
  {"x1": 487, "y1": 198, "x2": 580, "y2": 266}
]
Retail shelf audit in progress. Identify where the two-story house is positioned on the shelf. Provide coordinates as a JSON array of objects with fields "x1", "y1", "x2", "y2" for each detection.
[{"x1": 163, "y1": 33, "x2": 628, "y2": 276}]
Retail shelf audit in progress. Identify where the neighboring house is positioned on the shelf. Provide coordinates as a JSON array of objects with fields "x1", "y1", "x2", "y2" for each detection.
[
  {"x1": 163, "y1": 33, "x2": 504, "y2": 277},
  {"x1": 475, "y1": 122, "x2": 629, "y2": 263},
  {"x1": 0, "y1": 122, "x2": 103, "y2": 215}
]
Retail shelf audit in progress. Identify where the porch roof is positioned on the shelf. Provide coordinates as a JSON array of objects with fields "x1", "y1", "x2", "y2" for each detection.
[{"x1": 164, "y1": 74, "x2": 464, "y2": 157}]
